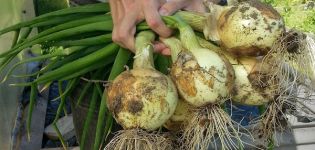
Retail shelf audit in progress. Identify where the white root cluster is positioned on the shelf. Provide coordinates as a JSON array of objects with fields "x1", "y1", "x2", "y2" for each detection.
[
  {"x1": 263, "y1": 31, "x2": 315, "y2": 90},
  {"x1": 181, "y1": 105, "x2": 251, "y2": 150},
  {"x1": 105, "y1": 129, "x2": 174, "y2": 150},
  {"x1": 255, "y1": 30, "x2": 315, "y2": 145}
]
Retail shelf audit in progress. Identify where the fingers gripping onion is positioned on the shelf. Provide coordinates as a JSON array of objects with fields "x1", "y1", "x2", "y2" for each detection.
[{"x1": 105, "y1": 31, "x2": 178, "y2": 150}]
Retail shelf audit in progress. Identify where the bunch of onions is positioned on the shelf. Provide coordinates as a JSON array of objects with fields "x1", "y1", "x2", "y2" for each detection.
[
  {"x1": 105, "y1": 31, "x2": 178, "y2": 150},
  {"x1": 197, "y1": 18, "x2": 315, "y2": 146},
  {"x1": 177, "y1": 0, "x2": 314, "y2": 145},
  {"x1": 0, "y1": 1, "x2": 314, "y2": 149},
  {"x1": 198, "y1": 32, "x2": 296, "y2": 145},
  {"x1": 161, "y1": 16, "x2": 244, "y2": 150},
  {"x1": 181, "y1": 0, "x2": 314, "y2": 95}
]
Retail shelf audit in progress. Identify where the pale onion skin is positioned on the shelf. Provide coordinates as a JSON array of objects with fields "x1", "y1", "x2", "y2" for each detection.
[
  {"x1": 206, "y1": 0, "x2": 285, "y2": 56},
  {"x1": 163, "y1": 98, "x2": 191, "y2": 131},
  {"x1": 232, "y1": 57, "x2": 275, "y2": 105},
  {"x1": 197, "y1": 37, "x2": 274, "y2": 105},
  {"x1": 170, "y1": 48, "x2": 234, "y2": 107},
  {"x1": 107, "y1": 68, "x2": 178, "y2": 131}
]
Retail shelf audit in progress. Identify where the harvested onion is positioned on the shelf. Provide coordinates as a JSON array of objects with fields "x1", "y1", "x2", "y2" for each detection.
[
  {"x1": 178, "y1": 0, "x2": 285, "y2": 56},
  {"x1": 161, "y1": 16, "x2": 245, "y2": 150},
  {"x1": 163, "y1": 98, "x2": 191, "y2": 132},
  {"x1": 105, "y1": 31, "x2": 178, "y2": 150},
  {"x1": 162, "y1": 17, "x2": 234, "y2": 107},
  {"x1": 198, "y1": 37, "x2": 275, "y2": 105}
]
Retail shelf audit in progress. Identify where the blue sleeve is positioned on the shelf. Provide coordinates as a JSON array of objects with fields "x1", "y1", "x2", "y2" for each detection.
[{"x1": 218, "y1": 0, "x2": 227, "y2": 5}]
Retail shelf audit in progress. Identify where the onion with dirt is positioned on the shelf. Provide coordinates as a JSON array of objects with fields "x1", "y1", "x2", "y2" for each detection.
[
  {"x1": 198, "y1": 37, "x2": 276, "y2": 106},
  {"x1": 178, "y1": 0, "x2": 285, "y2": 56},
  {"x1": 163, "y1": 98, "x2": 191, "y2": 132},
  {"x1": 161, "y1": 16, "x2": 247, "y2": 150},
  {"x1": 105, "y1": 31, "x2": 178, "y2": 150},
  {"x1": 0, "y1": 1, "x2": 314, "y2": 149}
]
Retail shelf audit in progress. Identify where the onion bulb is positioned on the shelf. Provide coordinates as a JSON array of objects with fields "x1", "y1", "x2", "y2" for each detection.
[
  {"x1": 105, "y1": 31, "x2": 178, "y2": 150},
  {"x1": 162, "y1": 17, "x2": 234, "y2": 107},
  {"x1": 163, "y1": 98, "x2": 191, "y2": 132},
  {"x1": 198, "y1": 37, "x2": 275, "y2": 106},
  {"x1": 161, "y1": 16, "x2": 244, "y2": 150},
  {"x1": 177, "y1": 0, "x2": 285, "y2": 56},
  {"x1": 231, "y1": 57, "x2": 275, "y2": 105}
]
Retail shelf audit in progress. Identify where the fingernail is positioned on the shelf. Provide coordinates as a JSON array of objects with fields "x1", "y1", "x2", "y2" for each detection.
[{"x1": 159, "y1": 9, "x2": 168, "y2": 16}]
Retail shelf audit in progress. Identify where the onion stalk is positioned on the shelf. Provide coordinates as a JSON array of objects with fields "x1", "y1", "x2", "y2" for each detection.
[
  {"x1": 1, "y1": 46, "x2": 86, "y2": 83},
  {"x1": 105, "y1": 31, "x2": 178, "y2": 150},
  {"x1": 0, "y1": 3, "x2": 110, "y2": 35}
]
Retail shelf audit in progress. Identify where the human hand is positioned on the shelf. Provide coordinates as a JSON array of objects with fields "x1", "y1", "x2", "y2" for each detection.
[
  {"x1": 109, "y1": 0, "x2": 216, "y2": 55},
  {"x1": 109, "y1": 0, "x2": 169, "y2": 54},
  {"x1": 109, "y1": 0, "x2": 210, "y2": 55}
]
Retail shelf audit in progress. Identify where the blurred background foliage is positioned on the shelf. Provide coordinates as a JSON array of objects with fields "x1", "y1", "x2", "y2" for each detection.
[
  {"x1": 0, "y1": 0, "x2": 29, "y2": 150},
  {"x1": 262, "y1": 0, "x2": 315, "y2": 33}
]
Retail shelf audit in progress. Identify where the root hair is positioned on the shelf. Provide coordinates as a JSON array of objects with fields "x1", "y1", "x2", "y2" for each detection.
[
  {"x1": 181, "y1": 104, "x2": 251, "y2": 150},
  {"x1": 255, "y1": 30, "x2": 315, "y2": 146},
  {"x1": 105, "y1": 129, "x2": 174, "y2": 150}
]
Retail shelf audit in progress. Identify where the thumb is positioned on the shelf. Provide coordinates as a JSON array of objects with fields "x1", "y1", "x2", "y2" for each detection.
[{"x1": 159, "y1": 1, "x2": 187, "y2": 16}]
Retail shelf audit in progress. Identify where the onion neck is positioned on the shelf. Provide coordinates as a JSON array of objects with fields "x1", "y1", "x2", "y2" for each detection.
[
  {"x1": 133, "y1": 31, "x2": 155, "y2": 69},
  {"x1": 160, "y1": 37, "x2": 183, "y2": 62},
  {"x1": 175, "y1": 11, "x2": 205, "y2": 32},
  {"x1": 203, "y1": 3, "x2": 229, "y2": 42},
  {"x1": 163, "y1": 16, "x2": 202, "y2": 52},
  {"x1": 197, "y1": 37, "x2": 239, "y2": 64}
]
